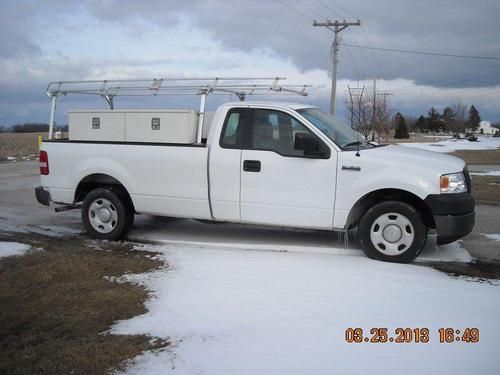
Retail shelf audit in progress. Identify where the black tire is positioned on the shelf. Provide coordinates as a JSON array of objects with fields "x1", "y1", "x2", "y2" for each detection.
[
  {"x1": 114, "y1": 188, "x2": 135, "y2": 233},
  {"x1": 358, "y1": 201, "x2": 427, "y2": 263},
  {"x1": 81, "y1": 187, "x2": 133, "y2": 240}
]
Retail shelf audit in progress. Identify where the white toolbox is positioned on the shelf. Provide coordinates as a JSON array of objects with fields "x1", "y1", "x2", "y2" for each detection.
[{"x1": 69, "y1": 110, "x2": 199, "y2": 143}]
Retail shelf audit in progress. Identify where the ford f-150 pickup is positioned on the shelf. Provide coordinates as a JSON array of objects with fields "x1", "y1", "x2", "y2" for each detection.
[{"x1": 36, "y1": 99, "x2": 475, "y2": 263}]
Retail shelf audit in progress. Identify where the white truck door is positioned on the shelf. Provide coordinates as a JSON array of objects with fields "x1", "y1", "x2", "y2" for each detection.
[
  {"x1": 209, "y1": 107, "x2": 252, "y2": 222},
  {"x1": 240, "y1": 109, "x2": 337, "y2": 229}
]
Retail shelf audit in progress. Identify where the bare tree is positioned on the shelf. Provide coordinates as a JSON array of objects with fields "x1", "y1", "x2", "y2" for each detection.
[
  {"x1": 450, "y1": 101, "x2": 468, "y2": 136},
  {"x1": 344, "y1": 93, "x2": 373, "y2": 140},
  {"x1": 345, "y1": 87, "x2": 396, "y2": 142},
  {"x1": 374, "y1": 97, "x2": 394, "y2": 142}
]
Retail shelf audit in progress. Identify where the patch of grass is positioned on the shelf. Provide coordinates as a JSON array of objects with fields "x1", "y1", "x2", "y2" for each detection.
[
  {"x1": 471, "y1": 175, "x2": 500, "y2": 205},
  {"x1": 422, "y1": 260, "x2": 500, "y2": 282},
  {"x1": 450, "y1": 149, "x2": 500, "y2": 165},
  {"x1": 0, "y1": 234, "x2": 168, "y2": 375},
  {"x1": 0, "y1": 133, "x2": 47, "y2": 162}
]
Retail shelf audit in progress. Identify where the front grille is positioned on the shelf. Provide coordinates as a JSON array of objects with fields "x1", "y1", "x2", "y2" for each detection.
[{"x1": 463, "y1": 166, "x2": 471, "y2": 193}]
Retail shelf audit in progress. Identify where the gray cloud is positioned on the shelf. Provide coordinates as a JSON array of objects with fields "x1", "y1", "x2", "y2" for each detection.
[
  {"x1": 1, "y1": 0, "x2": 500, "y2": 125},
  {"x1": 85, "y1": 0, "x2": 500, "y2": 87}
]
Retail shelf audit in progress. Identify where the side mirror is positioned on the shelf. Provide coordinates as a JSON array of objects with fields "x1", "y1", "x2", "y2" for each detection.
[{"x1": 294, "y1": 132, "x2": 329, "y2": 158}]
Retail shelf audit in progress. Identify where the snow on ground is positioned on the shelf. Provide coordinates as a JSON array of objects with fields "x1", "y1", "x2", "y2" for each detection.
[
  {"x1": 470, "y1": 171, "x2": 500, "y2": 176},
  {"x1": 421, "y1": 135, "x2": 452, "y2": 138},
  {"x1": 0, "y1": 241, "x2": 30, "y2": 258},
  {"x1": 482, "y1": 233, "x2": 500, "y2": 242},
  {"x1": 399, "y1": 136, "x2": 500, "y2": 153},
  {"x1": 111, "y1": 240, "x2": 498, "y2": 375}
]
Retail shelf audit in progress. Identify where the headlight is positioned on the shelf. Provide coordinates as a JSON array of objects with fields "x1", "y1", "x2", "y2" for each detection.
[{"x1": 440, "y1": 172, "x2": 467, "y2": 194}]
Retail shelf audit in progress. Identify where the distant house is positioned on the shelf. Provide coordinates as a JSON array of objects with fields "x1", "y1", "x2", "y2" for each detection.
[{"x1": 478, "y1": 121, "x2": 497, "y2": 135}]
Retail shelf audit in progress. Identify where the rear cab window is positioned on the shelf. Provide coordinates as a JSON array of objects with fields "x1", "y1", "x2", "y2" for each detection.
[{"x1": 219, "y1": 108, "x2": 252, "y2": 149}]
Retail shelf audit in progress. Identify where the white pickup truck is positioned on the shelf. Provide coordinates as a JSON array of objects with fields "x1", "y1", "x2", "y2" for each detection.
[{"x1": 36, "y1": 99, "x2": 475, "y2": 263}]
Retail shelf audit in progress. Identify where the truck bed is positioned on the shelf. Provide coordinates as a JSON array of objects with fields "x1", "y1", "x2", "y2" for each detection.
[{"x1": 40, "y1": 140, "x2": 212, "y2": 220}]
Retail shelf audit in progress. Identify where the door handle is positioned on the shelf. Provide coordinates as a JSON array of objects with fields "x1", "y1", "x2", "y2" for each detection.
[{"x1": 243, "y1": 160, "x2": 261, "y2": 172}]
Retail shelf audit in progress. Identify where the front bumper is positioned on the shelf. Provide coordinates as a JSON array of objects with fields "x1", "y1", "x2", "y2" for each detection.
[
  {"x1": 35, "y1": 186, "x2": 51, "y2": 206},
  {"x1": 433, "y1": 211, "x2": 475, "y2": 245},
  {"x1": 424, "y1": 193, "x2": 475, "y2": 245}
]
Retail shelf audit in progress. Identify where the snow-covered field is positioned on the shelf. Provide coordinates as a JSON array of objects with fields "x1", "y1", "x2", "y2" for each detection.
[
  {"x1": 399, "y1": 136, "x2": 500, "y2": 153},
  {"x1": 112, "y1": 242, "x2": 500, "y2": 375},
  {"x1": 0, "y1": 241, "x2": 30, "y2": 258}
]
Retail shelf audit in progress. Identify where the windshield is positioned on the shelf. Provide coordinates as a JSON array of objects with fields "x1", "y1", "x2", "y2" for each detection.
[{"x1": 297, "y1": 107, "x2": 373, "y2": 150}]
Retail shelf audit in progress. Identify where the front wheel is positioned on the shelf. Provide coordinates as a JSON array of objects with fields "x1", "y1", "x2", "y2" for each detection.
[
  {"x1": 358, "y1": 201, "x2": 427, "y2": 263},
  {"x1": 82, "y1": 187, "x2": 133, "y2": 240}
]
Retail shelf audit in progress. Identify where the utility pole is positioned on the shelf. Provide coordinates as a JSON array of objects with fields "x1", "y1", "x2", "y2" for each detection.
[
  {"x1": 377, "y1": 91, "x2": 393, "y2": 142},
  {"x1": 314, "y1": 19, "x2": 361, "y2": 117},
  {"x1": 371, "y1": 78, "x2": 377, "y2": 141},
  {"x1": 378, "y1": 92, "x2": 393, "y2": 109}
]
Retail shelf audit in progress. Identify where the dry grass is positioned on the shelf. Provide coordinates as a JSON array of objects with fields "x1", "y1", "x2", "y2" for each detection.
[
  {"x1": 421, "y1": 260, "x2": 500, "y2": 281},
  {"x1": 0, "y1": 133, "x2": 46, "y2": 161},
  {"x1": 450, "y1": 149, "x2": 500, "y2": 165},
  {"x1": 0, "y1": 234, "x2": 168, "y2": 375},
  {"x1": 471, "y1": 175, "x2": 500, "y2": 205}
]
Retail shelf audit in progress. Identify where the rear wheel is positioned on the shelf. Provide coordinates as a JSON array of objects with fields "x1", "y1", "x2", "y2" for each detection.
[
  {"x1": 82, "y1": 187, "x2": 133, "y2": 240},
  {"x1": 358, "y1": 201, "x2": 427, "y2": 263}
]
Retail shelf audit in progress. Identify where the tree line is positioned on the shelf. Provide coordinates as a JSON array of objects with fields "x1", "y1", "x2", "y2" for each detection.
[
  {"x1": 344, "y1": 91, "x2": 488, "y2": 140},
  {"x1": 0, "y1": 123, "x2": 68, "y2": 133},
  {"x1": 413, "y1": 104, "x2": 481, "y2": 134}
]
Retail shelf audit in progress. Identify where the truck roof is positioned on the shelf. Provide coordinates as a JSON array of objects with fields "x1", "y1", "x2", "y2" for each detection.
[{"x1": 222, "y1": 101, "x2": 316, "y2": 111}]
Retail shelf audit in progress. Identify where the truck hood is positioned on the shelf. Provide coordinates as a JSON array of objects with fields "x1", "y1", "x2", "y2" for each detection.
[{"x1": 364, "y1": 144, "x2": 465, "y2": 174}]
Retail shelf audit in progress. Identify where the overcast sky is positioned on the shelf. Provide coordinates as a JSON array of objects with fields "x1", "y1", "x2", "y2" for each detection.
[{"x1": 1, "y1": 0, "x2": 499, "y2": 126}]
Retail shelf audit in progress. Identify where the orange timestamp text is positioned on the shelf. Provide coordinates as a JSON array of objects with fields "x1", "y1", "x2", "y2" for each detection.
[{"x1": 345, "y1": 327, "x2": 479, "y2": 344}]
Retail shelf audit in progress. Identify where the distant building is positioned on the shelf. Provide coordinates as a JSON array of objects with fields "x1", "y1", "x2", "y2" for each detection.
[{"x1": 478, "y1": 121, "x2": 497, "y2": 135}]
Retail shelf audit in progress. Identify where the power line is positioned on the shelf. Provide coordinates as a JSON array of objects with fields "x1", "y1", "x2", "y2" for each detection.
[
  {"x1": 314, "y1": 20, "x2": 361, "y2": 116},
  {"x1": 341, "y1": 43, "x2": 500, "y2": 61},
  {"x1": 346, "y1": 29, "x2": 385, "y2": 81},
  {"x1": 294, "y1": 0, "x2": 326, "y2": 20},
  {"x1": 342, "y1": 45, "x2": 364, "y2": 80},
  {"x1": 328, "y1": 0, "x2": 359, "y2": 19},
  {"x1": 359, "y1": 29, "x2": 389, "y2": 81},
  {"x1": 315, "y1": 1, "x2": 375, "y2": 82},
  {"x1": 273, "y1": 0, "x2": 314, "y2": 21},
  {"x1": 316, "y1": 0, "x2": 342, "y2": 18}
]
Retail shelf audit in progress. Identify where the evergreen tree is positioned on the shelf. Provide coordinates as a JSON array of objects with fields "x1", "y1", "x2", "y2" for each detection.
[
  {"x1": 426, "y1": 107, "x2": 441, "y2": 132},
  {"x1": 415, "y1": 115, "x2": 427, "y2": 132},
  {"x1": 467, "y1": 105, "x2": 481, "y2": 131},
  {"x1": 393, "y1": 112, "x2": 409, "y2": 139},
  {"x1": 442, "y1": 106, "x2": 455, "y2": 132}
]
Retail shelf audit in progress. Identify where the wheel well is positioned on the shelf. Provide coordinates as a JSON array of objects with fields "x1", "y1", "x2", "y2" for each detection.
[
  {"x1": 345, "y1": 189, "x2": 435, "y2": 229},
  {"x1": 75, "y1": 174, "x2": 134, "y2": 211}
]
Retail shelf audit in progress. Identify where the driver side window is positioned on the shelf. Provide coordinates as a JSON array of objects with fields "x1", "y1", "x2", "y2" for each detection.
[{"x1": 251, "y1": 109, "x2": 317, "y2": 157}]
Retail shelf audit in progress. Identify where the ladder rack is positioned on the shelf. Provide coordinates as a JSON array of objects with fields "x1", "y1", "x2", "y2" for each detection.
[{"x1": 46, "y1": 77, "x2": 311, "y2": 142}]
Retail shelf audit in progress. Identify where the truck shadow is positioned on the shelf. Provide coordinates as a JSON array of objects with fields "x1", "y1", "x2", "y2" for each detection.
[
  {"x1": 130, "y1": 216, "x2": 360, "y2": 254},
  {"x1": 128, "y1": 216, "x2": 472, "y2": 262}
]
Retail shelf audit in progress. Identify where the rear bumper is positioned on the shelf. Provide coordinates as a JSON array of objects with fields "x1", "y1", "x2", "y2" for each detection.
[
  {"x1": 35, "y1": 186, "x2": 51, "y2": 206},
  {"x1": 424, "y1": 193, "x2": 475, "y2": 245}
]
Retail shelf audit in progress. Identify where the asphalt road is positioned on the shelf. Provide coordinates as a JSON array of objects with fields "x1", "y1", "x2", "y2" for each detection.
[{"x1": 1, "y1": 160, "x2": 499, "y2": 262}]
